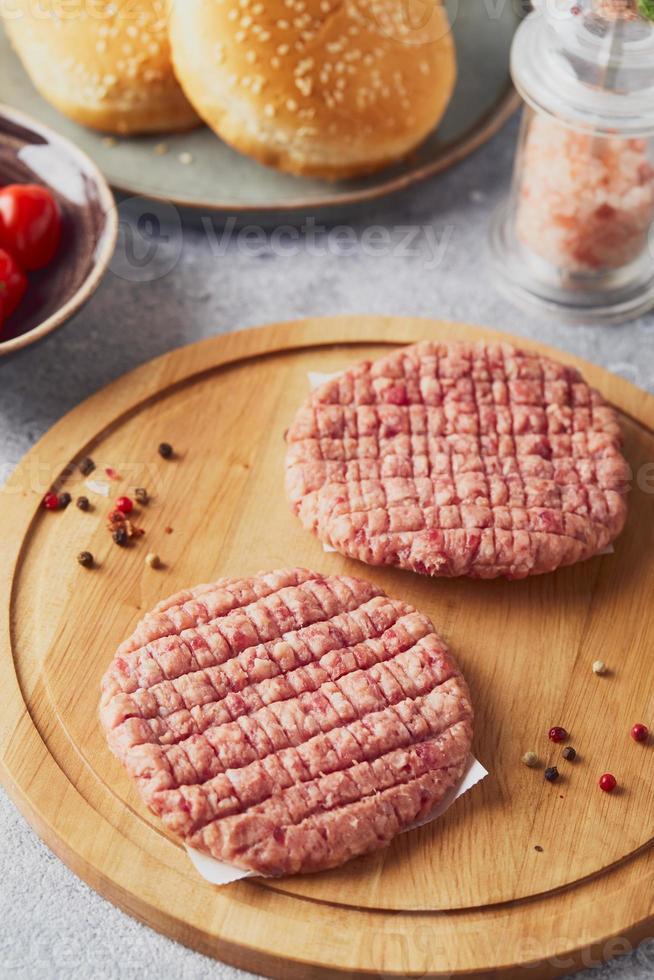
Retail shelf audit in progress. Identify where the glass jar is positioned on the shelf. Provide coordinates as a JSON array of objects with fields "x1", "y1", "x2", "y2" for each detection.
[{"x1": 490, "y1": 0, "x2": 654, "y2": 323}]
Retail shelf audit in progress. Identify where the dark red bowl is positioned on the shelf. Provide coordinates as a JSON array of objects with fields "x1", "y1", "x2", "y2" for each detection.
[{"x1": 0, "y1": 103, "x2": 117, "y2": 356}]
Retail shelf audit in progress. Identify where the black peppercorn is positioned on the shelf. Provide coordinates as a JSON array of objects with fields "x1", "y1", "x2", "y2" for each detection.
[
  {"x1": 135, "y1": 487, "x2": 149, "y2": 505},
  {"x1": 58, "y1": 492, "x2": 72, "y2": 509},
  {"x1": 76, "y1": 496, "x2": 90, "y2": 511},
  {"x1": 77, "y1": 551, "x2": 94, "y2": 568},
  {"x1": 544, "y1": 766, "x2": 559, "y2": 783},
  {"x1": 158, "y1": 442, "x2": 173, "y2": 459},
  {"x1": 113, "y1": 526, "x2": 129, "y2": 547},
  {"x1": 562, "y1": 746, "x2": 577, "y2": 761},
  {"x1": 78, "y1": 456, "x2": 95, "y2": 476}
]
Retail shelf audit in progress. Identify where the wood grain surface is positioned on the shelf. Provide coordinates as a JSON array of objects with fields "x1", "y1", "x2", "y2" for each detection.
[{"x1": 1, "y1": 316, "x2": 653, "y2": 979}]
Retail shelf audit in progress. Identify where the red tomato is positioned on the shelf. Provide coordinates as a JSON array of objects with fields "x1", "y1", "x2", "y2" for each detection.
[
  {"x1": 0, "y1": 248, "x2": 28, "y2": 318},
  {"x1": 0, "y1": 184, "x2": 61, "y2": 270}
]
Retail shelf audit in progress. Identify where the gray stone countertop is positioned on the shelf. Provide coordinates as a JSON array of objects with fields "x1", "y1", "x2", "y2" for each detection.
[{"x1": 1, "y1": 115, "x2": 653, "y2": 980}]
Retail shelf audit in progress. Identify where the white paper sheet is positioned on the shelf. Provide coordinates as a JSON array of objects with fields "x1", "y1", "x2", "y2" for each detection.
[
  {"x1": 85, "y1": 479, "x2": 110, "y2": 497},
  {"x1": 186, "y1": 755, "x2": 488, "y2": 885},
  {"x1": 307, "y1": 370, "x2": 342, "y2": 390}
]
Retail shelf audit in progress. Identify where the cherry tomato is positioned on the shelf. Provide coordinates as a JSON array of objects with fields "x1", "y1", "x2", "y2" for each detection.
[
  {"x1": 0, "y1": 248, "x2": 28, "y2": 318},
  {"x1": 0, "y1": 184, "x2": 61, "y2": 270}
]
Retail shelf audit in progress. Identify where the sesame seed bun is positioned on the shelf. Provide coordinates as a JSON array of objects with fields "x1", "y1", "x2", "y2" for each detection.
[
  {"x1": 2, "y1": 0, "x2": 199, "y2": 135},
  {"x1": 167, "y1": 0, "x2": 457, "y2": 179}
]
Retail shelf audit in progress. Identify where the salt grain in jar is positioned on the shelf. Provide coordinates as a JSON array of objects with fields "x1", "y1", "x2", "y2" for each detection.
[{"x1": 490, "y1": 0, "x2": 654, "y2": 323}]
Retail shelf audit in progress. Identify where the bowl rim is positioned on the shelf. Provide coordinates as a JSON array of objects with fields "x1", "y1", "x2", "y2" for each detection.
[{"x1": 0, "y1": 102, "x2": 118, "y2": 357}]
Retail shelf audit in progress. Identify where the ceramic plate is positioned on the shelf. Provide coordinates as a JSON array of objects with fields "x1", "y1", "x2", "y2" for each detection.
[
  {"x1": 0, "y1": 2, "x2": 520, "y2": 212},
  {"x1": 0, "y1": 104, "x2": 117, "y2": 356}
]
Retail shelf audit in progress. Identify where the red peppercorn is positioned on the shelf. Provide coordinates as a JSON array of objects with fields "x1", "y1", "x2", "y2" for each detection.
[
  {"x1": 631, "y1": 723, "x2": 649, "y2": 743},
  {"x1": 599, "y1": 773, "x2": 617, "y2": 793},
  {"x1": 548, "y1": 726, "x2": 568, "y2": 743},
  {"x1": 115, "y1": 496, "x2": 134, "y2": 515},
  {"x1": 43, "y1": 491, "x2": 59, "y2": 510}
]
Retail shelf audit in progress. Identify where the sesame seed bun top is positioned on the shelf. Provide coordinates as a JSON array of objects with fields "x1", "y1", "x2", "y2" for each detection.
[
  {"x1": 168, "y1": 0, "x2": 457, "y2": 179},
  {"x1": 3, "y1": 0, "x2": 199, "y2": 135}
]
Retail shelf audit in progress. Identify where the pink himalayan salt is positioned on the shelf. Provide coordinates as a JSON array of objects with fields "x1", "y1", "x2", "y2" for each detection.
[
  {"x1": 593, "y1": 0, "x2": 638, "y2": 20},
  {"x1": 592, "y1": 0, "x2": 638, "y2": 21},
  {"x1": 515, "y1": 114, "x2": 654, "y2": 273}
]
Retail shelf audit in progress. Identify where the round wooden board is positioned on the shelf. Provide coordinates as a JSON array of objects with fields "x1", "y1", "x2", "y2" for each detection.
[{"x1": 1, "y1": 317, "x2": 653, "y2": 980}]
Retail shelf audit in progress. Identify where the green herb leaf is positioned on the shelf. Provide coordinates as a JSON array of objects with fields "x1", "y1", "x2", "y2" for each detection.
[{"x1": 638, "y1": 0, "x2": 654, "y2": 22}]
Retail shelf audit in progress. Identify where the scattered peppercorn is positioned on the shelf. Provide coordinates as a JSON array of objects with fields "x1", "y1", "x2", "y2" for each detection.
[
  {"x1": 58, "y1": 492, "x2": 72, "y2": 509},
  {"x1": 77, "y1": 551, "x2": 94, "y2": 568},
  {"x1": 534, "y1": 845, "x2": 544, "y2": 852},
  {"x1": 592, "y1": 660, "x2": 607, "y2": 675},
  {"x1": 562, "y1": 746, "x2": 577, "y2": 761},
  {"x1": 145, "y1": 552, "x2": 161, "y2": 569},
  {"x1": 125, "y1": 520, "x2": 145, "y2": 539},
  {"x1": 78, "y1": 456, "x2": 95, "y2": 476},
  {"x1": 134, "y1": 487, "x2": 149, "y2": 505},
  {"x1": 544, "y1": 767, "x2": 560, "y2": 783},
  {"x1": 115, "y1": 495, "x2": 134, "y2": 515},
  {"x1": 42, "y1": 491, "x2": 59, "y2": 510},
  {"x1": 599, "y1": 773, "x2": 617, "y2": 793},
  {"x1": 158, "y1": 442, "x2": 173, "y2": 459},
  {"x1": 549, "y1": 726, "x2": 568, "y2": 743},
  {"x1": 631, "y1": 723, "x2": 649, "y2": 743},
  {"x1": 76, "y1": 496, "x2": 90, "y2": 511},
  {"x1": 113, "y1": 526, "x2": 129, "y2": 547},
  {"x1": 522, "y1": 751, "x2": 539, "y2": 768}
]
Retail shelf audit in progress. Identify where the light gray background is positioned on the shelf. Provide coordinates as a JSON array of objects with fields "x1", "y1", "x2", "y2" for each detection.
[{"x1": 1, "y1": 116, "x2": 653, "y2": 980}]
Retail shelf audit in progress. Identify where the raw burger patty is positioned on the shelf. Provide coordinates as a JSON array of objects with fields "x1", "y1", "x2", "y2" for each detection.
[
  {"x1": 285, "y1": 341, "x2": 630, "y2": 578},
  {"x1": 100, "y1": 567, "x2": 473, "y2": 876}
]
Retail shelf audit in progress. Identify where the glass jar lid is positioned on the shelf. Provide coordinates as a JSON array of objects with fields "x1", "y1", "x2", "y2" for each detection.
[{"x1": 512, "y1": 0, "x2": 654, "y2": 136}]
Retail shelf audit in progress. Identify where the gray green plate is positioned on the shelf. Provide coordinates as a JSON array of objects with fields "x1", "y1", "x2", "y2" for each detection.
[{"x1": 0, "y1": 1, "x2": 521, "y2": 212}]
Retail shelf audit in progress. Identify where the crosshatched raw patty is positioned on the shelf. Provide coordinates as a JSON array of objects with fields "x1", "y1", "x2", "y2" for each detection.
[
  {"x1": 100, "y1": 568, "x2": 473, "y2": 876},
  {"x1": 285, "y1": 341, "x2": 630, "y2": 579}
]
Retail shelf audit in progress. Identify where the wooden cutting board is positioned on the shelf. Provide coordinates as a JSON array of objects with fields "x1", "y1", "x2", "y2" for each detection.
[{"x1": 1, "y1": 316, "x2": 653, "y2": 979}]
